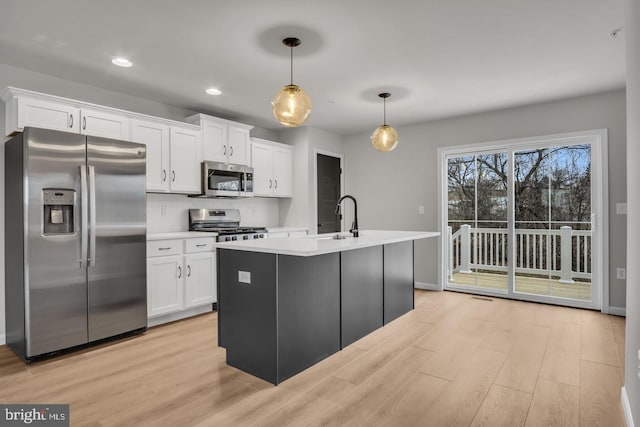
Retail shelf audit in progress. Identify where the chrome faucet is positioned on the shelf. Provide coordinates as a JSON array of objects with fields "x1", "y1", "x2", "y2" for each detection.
[{"x1": 335, "y1": 195, "x2": 359, "y2": 237}]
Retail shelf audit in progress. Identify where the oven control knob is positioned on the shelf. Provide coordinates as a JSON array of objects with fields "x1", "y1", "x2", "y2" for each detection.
[
  {"x1": 225, "y1": 236, "x2": 231, "y2": 242},
  {"x1": 231, "y1": 236, "x2": 237, "y2": 241},
  {"x1": 243, "y1": 235, "x2": 249, "y2": 240},
  {"x1": 258, "y1": 234, "x2": 264, "y2": 238}
]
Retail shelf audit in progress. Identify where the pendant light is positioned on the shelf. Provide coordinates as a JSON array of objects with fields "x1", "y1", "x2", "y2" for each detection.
[
  {"x1": 272, "y1": 37, "x2": 312, "y2": 127},
  {"x1": 370, "y1": 92, "x2": 399, "y2": 152}
]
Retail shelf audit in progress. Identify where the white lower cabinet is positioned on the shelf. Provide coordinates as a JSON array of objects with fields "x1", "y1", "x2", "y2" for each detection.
[
  {"x1": 147, "y1": 237, "x2": 216, "y2": 324},
  {"x1": 185, "y1": 252, "x2": 216, "y2": 307},
  {"x1": 147, "y1": 255, "x2": 184, "y2": 316}
]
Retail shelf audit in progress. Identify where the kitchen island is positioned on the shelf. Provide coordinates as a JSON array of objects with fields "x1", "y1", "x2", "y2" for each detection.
[{"x1": 215, "y1": 230, "x2": 439, "y2": 385}]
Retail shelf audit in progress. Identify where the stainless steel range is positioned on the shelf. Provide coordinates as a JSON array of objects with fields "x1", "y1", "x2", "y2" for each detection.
[{"x1": 189, "y1": 208, "x2": 267, "y2": 242}]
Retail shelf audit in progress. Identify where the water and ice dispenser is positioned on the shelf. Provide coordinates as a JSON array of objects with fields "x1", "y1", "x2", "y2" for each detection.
[{"x1": 43, "y1": 189, "x2": 75, "y2": 235}]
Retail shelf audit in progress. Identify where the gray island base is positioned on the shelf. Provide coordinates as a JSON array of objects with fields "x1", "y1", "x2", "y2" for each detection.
[{"x1": 216, "y1": 230, "x2": 439, "y2": 385}]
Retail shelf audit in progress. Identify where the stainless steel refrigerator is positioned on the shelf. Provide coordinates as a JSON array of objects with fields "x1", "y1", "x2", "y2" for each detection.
[{"x1": 5, "y1": 127, "x2": 147, "y2": 361}]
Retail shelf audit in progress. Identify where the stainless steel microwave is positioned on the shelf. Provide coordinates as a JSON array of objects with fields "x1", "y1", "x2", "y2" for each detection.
[{"x1": 200, "y1": 161, "x2": 254, "y2": 198}]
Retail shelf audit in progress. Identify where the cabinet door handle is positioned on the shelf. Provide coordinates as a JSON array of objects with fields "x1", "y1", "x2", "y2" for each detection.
[
  {"x1": 223, "y1": 145, "x2": 226, "y2": 155},
  {"x1": 82, "y1": 116, "x2": 86, "y2": 130},
  {"x1": 230, "y1": 146, "x2": 234, "y2": 156},
  {"x1": 69, "y1": 114, "x2": 74, "y2": 129},
  {"x1": 187, "y1": 265, "x2": 192, "y2": 277},
  {"x1": 162, "y1": 169, "x2": 166, "y2": 182},
  {"x1": 177, "y1": 266, "x2": 182, "y2": 278},
  {"x1": 274, "y1": 179, "x2": 278, "y2": 189},
  {"x1": 158, "y1": 247, "x2": 172, "y2": 251},
  {"x1": 172, "y1": 170, "x2": 176, "y2": 182},
  {"x1": 269, "y1": 179, "x2": 272, "y2": 188},
  {"x1": 196, "y1": 243, "x2": 207, "y2": 247}
]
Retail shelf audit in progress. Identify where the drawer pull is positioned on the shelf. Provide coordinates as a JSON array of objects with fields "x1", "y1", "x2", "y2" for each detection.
[
  {"x1": 195, "y1": 243, "x2": 207, "y2": 247},
  {"x1": 158, "y1": 247, "x2": 172, "y2": 250}
]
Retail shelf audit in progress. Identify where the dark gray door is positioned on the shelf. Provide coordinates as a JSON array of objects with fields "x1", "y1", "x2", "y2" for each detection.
[
  {"x1": 87, "y1": 136, "x2": 147, "y2": 341},
  {"x1": 316, "y1": 154, "x2": 341, "y2": 234}
]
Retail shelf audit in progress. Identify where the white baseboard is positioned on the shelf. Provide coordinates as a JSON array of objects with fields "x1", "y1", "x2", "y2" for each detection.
[
  {"x1": 622, "y1": 387, "x2": 635, "y2": 427},
  {"x1": 610, "y1": 306, "x2": 626, "y2": 316},
  {"x1": 414, "y1": 282, "x2": 441, "y2": 291},
  {"x1": 148, "y1": 305, "x2": 214, "y2": 327}
]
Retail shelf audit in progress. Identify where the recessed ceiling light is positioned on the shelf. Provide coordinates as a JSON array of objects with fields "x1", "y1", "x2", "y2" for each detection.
[
  {"x1": 206, "y1": 88, "x2": 222, "y2": 96},
  {"x1": 111, "y1": 57, "x2": 133, "y2": 68}
]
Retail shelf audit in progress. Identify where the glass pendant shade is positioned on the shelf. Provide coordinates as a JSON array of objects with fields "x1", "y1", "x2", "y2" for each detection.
[
  {"x1": 371, "y1": 92, "x2": 398, "y2": 152},
  {"x1": 273, "y1": 37, "x2": 311, "y2": 127},
  {"x1": 371, "y1": 124, "x2": 399, "y2": 152},
  {"x1": 272, "y1": 84, "x2": 312, "y2": 127}
]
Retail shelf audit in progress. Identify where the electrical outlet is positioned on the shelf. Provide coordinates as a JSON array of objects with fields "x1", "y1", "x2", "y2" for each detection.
[
  {"x1": 617, "y1": 268, "x2": 626, "y2": 280},
  {"x1": 160, "y1": 205, "x2": 167, "y2": 216},
  {"x1": 616, "y1": 203, "x2": 627, "y2": 214},
  {"x1": 238, "y1": 271, "x2": 251, "y2": 284},
  {"x1": 418, "y1": 205, "x2": 425, "y2": 215}
]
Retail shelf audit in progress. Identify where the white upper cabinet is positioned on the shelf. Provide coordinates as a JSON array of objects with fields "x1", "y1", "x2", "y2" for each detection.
[
  {"x1": 169, "y1": 126, "x2": 202, "y2": 194},
  {"x1": 131, "y1": 119, "x2": 201, "y2": 194},
  {"x1": 15, "y1": 96, "x2": 80, "y2": 134},
  {"x1": 227, "y1": 126, "x2": 250, "y2": 165},
  {"x1": 251, "y1": 141, "x2": 274, "y2": 196},
  {"x1": 186, "y1": 114, "x2": 253, "y2": 166},
  {"x1": 80, "y1": 108, "x2": 129, "y2": 140},
  {"x1": 273, "y1": 145, "x2": 293, "y2": 197},
  {"x1": 2, "y1": 88, "x2": 129, "y2": 140},
  {"x1": 202, "y1": 119, "x2": 227, "y2": 162},
  {"x1": 130, "y1": 119, "x2": 171, "y2": 192},
  {"x1": 250, "y1": 138, "x2": 293, "y2": 198}
]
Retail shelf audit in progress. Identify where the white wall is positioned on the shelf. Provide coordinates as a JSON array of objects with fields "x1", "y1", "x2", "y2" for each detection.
[
  {"x1": 343, "y1": 90, "x2": 627, "y2": 302},
  {"x1": 0, "y1": 63, "x2": 279, "y2": 344},
  {"x1": 277, "y1": 126, "x2": 345, "y2": 234},
  {"x1": 624, "y1": 0, "x2": 640, "y2": 423},
  {"x1": 277, "y1": 127, "x2": 310, "y2": 228},
  {"x1": 147, "y1": 193, "x2": 280, "y2": 232}
]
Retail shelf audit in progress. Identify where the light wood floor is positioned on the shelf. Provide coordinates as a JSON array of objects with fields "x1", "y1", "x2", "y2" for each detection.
[
  {"x1": 451, "y1": 272, "x2": 592, "y2": 301},
  {"x1": 0, "y1": 290, "x2": 626, "y2": 426}
]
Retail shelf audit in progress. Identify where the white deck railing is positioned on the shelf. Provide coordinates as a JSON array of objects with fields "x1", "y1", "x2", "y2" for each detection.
[{"x1": 448, "y1": 225, "x2": 591, "y2": 283}]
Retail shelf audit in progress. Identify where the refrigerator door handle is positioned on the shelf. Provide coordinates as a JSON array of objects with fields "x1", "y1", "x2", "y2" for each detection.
[
  {"x1": 80, "y1": 165, "x2": 88, "y2": 268},
  {"x1": 88, "y1": 165, "x2": 97, "y2": 267}
]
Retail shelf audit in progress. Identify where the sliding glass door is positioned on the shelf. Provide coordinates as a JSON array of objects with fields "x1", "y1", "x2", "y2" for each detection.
[
  {"x1": 513, "y1": 145, "x2": 592, "y2": 301},
  {"x1": 447, "y1": 152, "x2": 508, "y2": 292},
  {"x1": 441, "y1": 130, "x2": 605, "y2": 309}
]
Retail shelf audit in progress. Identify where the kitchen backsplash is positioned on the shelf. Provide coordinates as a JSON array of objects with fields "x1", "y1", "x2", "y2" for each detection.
[{"x1": 147, "y1": 193, "x2": 280, "y2": 233}]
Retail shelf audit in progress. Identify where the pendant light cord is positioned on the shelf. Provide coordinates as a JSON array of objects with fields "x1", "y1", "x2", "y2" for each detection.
[
  {"x1": 290, "y1": 45, "x2": 294, "y2": 85},
  {"x1": 383, "y1": 97, "x2": 387, "y2": 125}
]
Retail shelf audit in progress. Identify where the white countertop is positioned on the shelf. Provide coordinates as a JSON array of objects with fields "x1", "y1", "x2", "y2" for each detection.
[
  {"x1": 213, "y1": 230, "x2": 439, "y2": 256},
  {"x1": 267, "y1": 227, "x2": 309, "y2": 233},
  {"x1": 147, "y1": 231, "x2": 216, "y2": 241}
]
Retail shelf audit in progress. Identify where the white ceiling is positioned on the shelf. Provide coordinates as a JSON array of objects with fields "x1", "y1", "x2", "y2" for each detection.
[{"x1": 0, "y1": 0, "x2": 626, "y2": 136}]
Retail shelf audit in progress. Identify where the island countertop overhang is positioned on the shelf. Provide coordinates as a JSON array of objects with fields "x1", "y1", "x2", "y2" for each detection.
[{"x1": 213, "y1": 230, "x2": 440, "y2": 256}]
